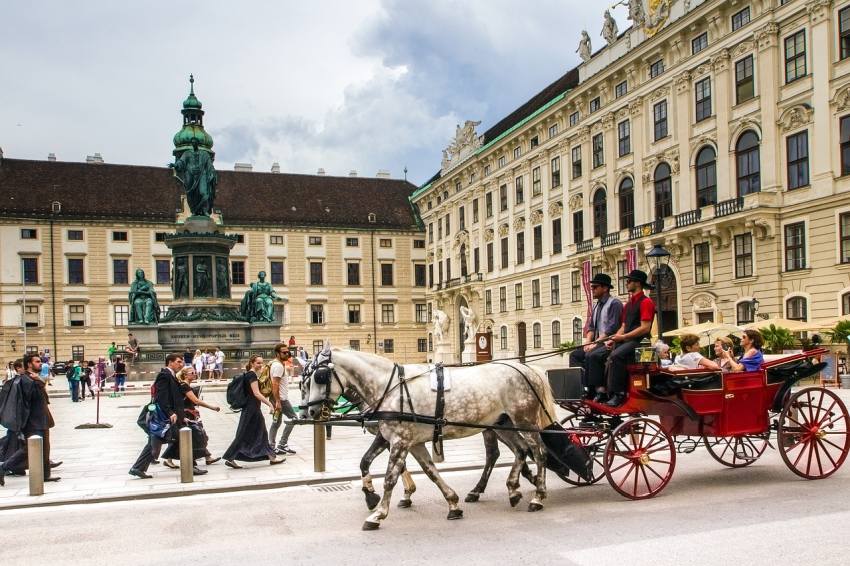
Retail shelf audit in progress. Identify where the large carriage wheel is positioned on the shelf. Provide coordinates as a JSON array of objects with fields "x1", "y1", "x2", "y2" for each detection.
[
  {"x1": 559, "y1": 413, "x2": 606, "y2": 486},
  {"x1": 703, "y1": 434, "x2": 769, "y2": 468},
  {"x1": 604, "y1": 417, "x2": 676, "y2": 500},
  {"x1": 778, "y1": 387, "x2": 850, "y2": 479}
]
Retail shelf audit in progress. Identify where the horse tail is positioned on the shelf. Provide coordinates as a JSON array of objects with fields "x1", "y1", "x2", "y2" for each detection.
[{"x1": 527, "y1": 364, "x2": 557, "y2": 429}]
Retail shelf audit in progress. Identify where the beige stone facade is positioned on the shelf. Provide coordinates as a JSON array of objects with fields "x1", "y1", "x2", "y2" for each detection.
[{"x1": 413, "y1": 0, "x2": 850, "y2": 367}]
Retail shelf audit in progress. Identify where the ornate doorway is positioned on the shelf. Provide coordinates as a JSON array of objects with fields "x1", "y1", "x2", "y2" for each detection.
[
  {"x1": 517, "y1": 322, "x2": 527, "y2": 363},
  {"x1": 653, "y1": 265, "x2": 679, "y2": 334}
]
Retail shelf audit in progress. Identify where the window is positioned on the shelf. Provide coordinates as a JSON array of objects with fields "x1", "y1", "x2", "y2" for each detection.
[
  {"x1": 112, "y1": 231, "x2": 128, "y2": 242},
  {"x1": 381, "y1": 263, "x2": 394, "y2": 286},
  {"x1": 69, "y1": 305, "x2": 86, "y2": 327},
  {"x1": 24, "y1": 305, "x2": 39, "y2": 328},
  {"x1": 500, "y1": 185, "x2": 508, "y2": 211},
  {"x1": 351, "y1": 340, "x2": 362, "y2": 351},
  {"x1": 653, "y1": 101, "x2": 668, "y2": 141},
  {"x1": 786, "y1": 131, "x2": 809, "y2": 189},
  {"x1": 592, "y1": 133, "x2": 604, "y2": 168},
  {"x1": 428, "y1": 264, "x2": 433, "y2": 287},
  {"x1": 532, "y1": 323, "x2": 542, "y2": 349},
  {"x1": 615, "y1": 80, "x2": 627, "y2": 98},
  {"x1": 21, "y1": 228, "x2": 37, "y2": 239},
  {"x1": 841, "y1": 6, "x2": 850, "y2": 60},
  {"x1": 231, "y1": 261, "x2": 245, "y2": 285},
  {"x1": 310, "y1": 304, "x2": 324, "y2": 324},
  {"x1": 649, "y1": 59, "x2": 664, "y2": 78},
  {"x1": 235, "y1": 234, "x2": 245, "y2": 244},
  {"x1": 784, "y1": 222, "x2": 806, "y2": 271},
  {"x1": 22, "y1": 257, "x2": 38, "y2": 284},
  {"x1": 735, "y1": 233, "x2": 754, "y2": 278},
  {"x1": 154, "y1": 259, "x2": 170, "y2": 285},
  {"x1": 459, "y1": 207, "x2": 466, "y2": 231},
  {"x1": 472, "y1": 200, "x2": 479, "y2": 223},
  {"x1": 737, "y1": 301, "x2": 755, "y2": 325},
  {"x1": 841, "y1": 213, "x2": 850, "y2": 264},
  {"x1": 309, "y1": 236, "x2": 322, "y2": 245},
  {"x1": 552, "y1": 321, "x2": 561, "y2": 347},
  {"x1": 843, "y1": 292, "x2": 850, "y2": 316},
  {"x1": 347, "y1": 303, "x2": 361, "y2": 324},
  {"x1": 499, "y1": 286, "x2": 507, "y2": 312},
  {"x1": 735, "y1": 56, "x2": 755, "y2": 104},
  {"x1": 270, "y1": 235, "x2": 285, "y2": 245},
  {"x1": 695, "y1": 146, "x2": 717, "y2": 207},
  {"x1": 695, "y1": 77, "x2": 712, "y2": 122},
  {"x1": 787, "y1": 297, "x2": 808, "y2": 322},
  {"x1": 71, "y1": 345, "x2": 84, "y2": 361},
  {"x1": 501, "y1": 237, "x2": 509, "y2": 269},
  {"x1": 617, "y1": 120, "x2": 630, "y2": 157},
  {"x1": 532, "y1": 167, "x2": 541, "y2": 196},
  {"x1": 784, "y1": 30, "x2": 806, "y2": 83},
  {"x1": 731, "y1": 7, "x2": 750, "y2": 31},
  {"x1": 550, "y1": 275, "x2": 560, "y2": 305},
  {"x1": 569, "y1": 112, "x2": 580, "y2": 127},
  {"x1": 114, "y1": 305, "x2": 129, "y2": 327},
  {"x1": 619, "y1": 177, "x2": 635, "y2": 230},
  {"x1": 571, "y1": 271, "x2": 581, "y2": 302},
  {"x1": 270, "y1": 261, "x2": 284, "y2": 285},
  {"x1": 346, "y1": 237, "x2": 359, "y2": 247},
  {"x1": 515, "y1": 283, "x2": 524, "y2": 310},
  {"x1": 551, "y1": 156, "x2": 561, "y2": 187},
  {"x1": 842, "y1": 117, "x2": 850, "y2": 176},
  {"x1": 445, "y1": 215, "x2": 450, "y2": 236},
  {"x1": 380, "y1": 238, "x2": 393, "y2": 248},
  {"x1": 68, "y1": 230, "x2": 83, "y2": 241},
  {"x1": 589, "y1": 97, "x2": 600, "y2": 114},
  {"x1": 455, "y1": 180, "x2": 462, "y2": 193},
  {"x1": 428, "y1": 223, "x2": 434, "y2": 243},
  {"x1": 572, "y1": 318, "x2": 583, "y2": 344},
  {"x1": 515, "y1": 177, "x2": 524, "y2": 205},
  {"x1": 592, "y1": 189, "x2": 607, "y2": 238},
  {"x1": 417, "y1": 338, "x2": 427, "y2": 353},
  {"x1": 346, "y1": 262, "x2": 360, "y2": 286},
  {"x1": 530, "y1": 136, "x2": 539, "y2": 149},
  {"x1": 552, "y1": 218, "x2": 562, "y2": 254},
  {"x1": 533, "y1": 225, "x2": 543, "y2": 260},
  {"x1": 694, "y1": 243, "x2": 710, "y2": 284},
  {"x1": 498, "y1": 155, "x2": 506, "y2": 168},
  {"x1": 692, "y1": 32, "x2": 708, "y2": 54},
  {"x1": 573, "y1": 211, "x2": 584, "y2": 244},
  {"x1": 381, "y1": 304, "x2": 395, "y2": 324},
  {"x1": 516, "y1": 232, "x2": 525, "y2": 265},
  {"x1": 68, "y1": 258, "x2": 84, "y2": 284},
  {"x1": 486, "y1": 242, "x2": 494, "y2": 272},
  {"x1": 414, "y1": 303, "x2": 427, "y2": 324},
  {"x1": 310, "y1": 262, "x2": 323, "y2": 285},
  {"x1": 654, "y1": 163, "x2": 673, "y2": 219},
  {"x1": 511, "y1": 146, "x2": 520, "y2": 160},
  {"x1": 500, "y1": 326, "x2": 508, "y2": 350},
  {"x1": 154, "y1": 232, "x2": 167, "y2": 242},
  {"x1": 113, "y1": 259, "x2": 129, "y2": 285},
  {"x1": 486, "y1": 192, "x2": 493, "y2": 217},
  {"x1": 571, "y1": 146, "x2": 583, "y2": 178},
  {"x1": 532, "y1": 279, "x2": 541, "y2": 308},
  {"x1": 617, "y1": 260, "x2": 628, "y2": 295},
  {"x1": 312, "y1": 340, "x2": 324, "y2": 355},
  {"x1": 549, "y1": 123, "x2": 559, "y2": 138},
  {"x1": 414, "y1": 264, "x2": 426, "y2": 287},
  {"x1": 485, "y1": 290, "x2": 492, "y2": 314}
]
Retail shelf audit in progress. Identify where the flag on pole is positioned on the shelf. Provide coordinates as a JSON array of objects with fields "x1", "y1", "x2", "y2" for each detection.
[{"x1": 625, "y1": 247, "x2": 637, "y2": 272}]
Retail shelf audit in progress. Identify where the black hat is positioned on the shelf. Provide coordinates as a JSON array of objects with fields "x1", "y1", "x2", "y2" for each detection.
[
  {"x1": 624, "y1": 269, "x2": 655, "y2": 290},
  {"x1": 589, "y1": 273, "x2": 614, "y2": 289}
]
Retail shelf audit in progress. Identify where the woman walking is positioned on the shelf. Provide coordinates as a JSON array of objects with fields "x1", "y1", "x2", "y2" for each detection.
[
  {"x1": 95, "y1": 356, "x2": 108, "y2": 389},
  {"x1": 223, "y1": 355, "x2": 286, "y2": 468},
  {"x1": 161, "y1": 366, "x2": 221, "y2": 473}
]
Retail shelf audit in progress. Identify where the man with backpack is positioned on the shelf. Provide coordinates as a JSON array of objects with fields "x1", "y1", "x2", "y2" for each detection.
[
  {"x1": 66, "y1": 361, "x2": 80, "y2": 402},
  {"x1": 268, "y1": 343, "x2": 297, "y2": 455}
]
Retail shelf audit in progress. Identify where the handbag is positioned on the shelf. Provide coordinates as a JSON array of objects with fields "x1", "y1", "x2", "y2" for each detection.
[{"x1": 145, "y1": 402, "x2": 172, "y2": 440}]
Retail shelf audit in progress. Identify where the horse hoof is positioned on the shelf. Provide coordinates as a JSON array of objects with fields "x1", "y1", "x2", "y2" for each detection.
[
  {"x1": 364, "y1": 491, "x2": 381, "y2": 510},
  {"x1": 527, "y1": 502, "x2": 544, "y2": 512},
  {"x1": 447, "y1": 509, "x2": 464, "y2": 520},
  {"x1": 509, "y1": 494, "x2": 522, "y2": 508},
  {"x1": 464, "y1": 492, "x2": 480, "y2": 503},
  {"x1": 397, "y1": 499, "x2": 412, "y2": 509},
  {"x1": 362, "y1": 521, "x2": 380, "y2": 531}
]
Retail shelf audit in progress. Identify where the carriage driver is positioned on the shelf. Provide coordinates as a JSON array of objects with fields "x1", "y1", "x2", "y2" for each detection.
[
  {"x1": 569, "y1": 273, "x2": 623, "y2": 402},
  {"x1": 603, "y1": 270, "x2": 657, "y2": 407}
]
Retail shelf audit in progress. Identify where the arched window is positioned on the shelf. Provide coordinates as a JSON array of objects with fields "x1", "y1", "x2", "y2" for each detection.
[
  {"x1": 736, "y1": 301, "x2": 754, "y2": 325},
  {"x1": 592, "y1": 188, "x2": 607, "y2": 237},
  {"x1": 572, "y1": 318, "x2": 583, "y2": 345},
  {"x1": 736, "y1": 130, "x2": 761, "y2": 197},
  {"x1": 786, "y1": 296, "x2": 808, "y2": 321},
  {"x1": 618, "y1": 177, "x2": 634, "y2": 230},
  {"x1": 551, "y1": 320, "x2": 561, "y2": 347},
  {"x1": 532, "y1": 322, "x2": 542, "y2": 349},
  {"x1": 459, "y1": 243, "x2": 468, "y2": 277},
  {"x1": 843, "y1": 292, "x2": 850, "y2": 316},
  {"x1": 654, "y1": 163, "x2": 672, "y2": 219},
  {"x1": 695, "y1": 146, "x2": 717, "y2": 207},
  {"x1": 500, "y1": 326, "x2": 508, "y2": 350}
]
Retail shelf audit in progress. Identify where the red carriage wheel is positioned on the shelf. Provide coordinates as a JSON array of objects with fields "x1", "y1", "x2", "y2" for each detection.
[
  {"x1": 604, "y1": 417, "x2": 676, "y2": 500},
  {"x1": 778, "y1": 387, "x2": 850, "y2": 479},
  {"x1": 703, "y1": 434, "x2": 768, "y2": 468},
  {"x1": 558, "y1": 414, "x2": 606, "y2": 486}
]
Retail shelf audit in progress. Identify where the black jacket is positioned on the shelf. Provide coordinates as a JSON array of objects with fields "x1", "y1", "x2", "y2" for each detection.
[{"x1": 153, "y1": 368, "x2": 184, "y2": 422}]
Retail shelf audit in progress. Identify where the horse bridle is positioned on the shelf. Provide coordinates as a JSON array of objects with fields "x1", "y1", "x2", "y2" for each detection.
[{"x1": 301, "y1": 351, "x2": 346, "y2": 420}]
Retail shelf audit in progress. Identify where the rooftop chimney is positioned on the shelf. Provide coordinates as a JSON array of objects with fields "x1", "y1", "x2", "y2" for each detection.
[
  {"x1": 270, "y1": 162, "x2": 280, "y2": 173},
  {"x1": 86, "y1": 153, "x2": 104, "y2": 164},
  {"x1": 234, "y1": 162, "x2": 253, "y2": 172},
  {"x1": 47, "y1": 153, "x2": 57, "y2": 162},
  {"x1": 349, "y1": 170, "x2": 358, "y2": 177},
  {"x1": 376, "y1": 169, "x2": 390, "y2": 178},
  {"x1": 317, "y1": 168, "x2": 325, "y2": 176}
]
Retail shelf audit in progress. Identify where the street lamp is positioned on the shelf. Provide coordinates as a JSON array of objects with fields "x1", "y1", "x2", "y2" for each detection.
[{"x1": 645, "y1": 244, "x2": 671, "y2": 341}]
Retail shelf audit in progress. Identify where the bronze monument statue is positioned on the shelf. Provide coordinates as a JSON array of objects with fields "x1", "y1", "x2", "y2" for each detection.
[
  {"x1": 128, "y1": 268, "x2": 160, "y2": 325},
  {"x1": 171, "y1": 139, "x2": 218, "y2": 216},
  {"x1": 239, "y1": 271, "x2": 280, "y2": 322}
]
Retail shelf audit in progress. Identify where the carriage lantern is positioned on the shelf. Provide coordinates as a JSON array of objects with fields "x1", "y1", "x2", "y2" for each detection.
[{"x1": 645, "y1": 244, "x2": 671, "y2": 340}]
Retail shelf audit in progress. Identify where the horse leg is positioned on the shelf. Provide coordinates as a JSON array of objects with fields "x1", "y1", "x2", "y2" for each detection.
[
  {"x1": 408, "y1": 444, "x2": 463, "y2": 520},
  {"x1": 363, "y1": 442, "x2": 408, "y2": 531},
  {"x1": 465, "y1": 429, "x2": 499, "y2": 503},
  {"x1": 495, "y1": 429, "x2": 536, "y2": 486},
  {"x1": 520, "y1": 431, "x2": 548, "y2": 512},
  {"x1": 398, "y1": 468, "x2": 416, "y2": 508},
  {"x1": 360, "y1": 433, "x2": 388, "y2": 510}
]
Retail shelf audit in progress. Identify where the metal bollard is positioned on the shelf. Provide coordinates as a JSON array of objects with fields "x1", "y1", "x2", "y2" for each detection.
[
  {"x1": 179, "y1": 427, "x2": 193, "y2": 483},
  {"x1": 313, "y1": 423, "x2": 326, "y2": 472},
  {"x1": 27, "y1": 435, "x2": 44, "y2": 496}
]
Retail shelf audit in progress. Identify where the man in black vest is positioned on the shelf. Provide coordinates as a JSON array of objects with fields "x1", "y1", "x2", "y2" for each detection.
[
  {"x1": 569, "y1": 273, "x2": 623, "y2": 401},
  {"x1": 129, "y1": 353, "x2": 185, "y2": 479},
  {"x1": 604, "y1": 270, "x2": 656, "y2": 407}
]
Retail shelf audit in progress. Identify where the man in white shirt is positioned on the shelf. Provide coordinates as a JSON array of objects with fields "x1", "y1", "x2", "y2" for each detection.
[
  {"x1": 269, "y1": 343, "x2": 297, "y2": 455},
  {"x1": 214, "y1": 347, "x2": 225, "y2": 380}
]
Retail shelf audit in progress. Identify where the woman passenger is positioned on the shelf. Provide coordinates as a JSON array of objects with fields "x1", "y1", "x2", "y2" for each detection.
[
  {"x1": 712, "y1": 337, "x2": 735, "y2": 372},
  {"x1": 673, "y1": 334, "x2": 721, "y2": 370},
  {"x1": 719, "y1": 329, "x2": 765, "y2": 372}
]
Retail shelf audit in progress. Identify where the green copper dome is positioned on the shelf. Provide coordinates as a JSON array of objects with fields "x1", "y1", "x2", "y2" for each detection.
[
  {"x1": 182, "y1": 92, "x2": 202, "y2": 110},
  {"x1": 173, "y1": 125, "x2": 214, "y2": 149},
  {"x1": 172, "y1": 74, "x2": 214, "y2": 155}
]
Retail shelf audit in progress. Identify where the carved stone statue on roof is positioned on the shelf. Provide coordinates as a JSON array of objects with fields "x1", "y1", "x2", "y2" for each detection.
[
  {"x1": 602, "y1": 10, "x2": 619, "y2": 46},
  {"x1": 577, "y1": 30, "x2": 592, "y2": 63},
  {"x1": 441, "y1": 120, "x2": 482, "y2": 173},
  {"x1": 628, "y1": 0, "x2": 646, "y2": 26}
]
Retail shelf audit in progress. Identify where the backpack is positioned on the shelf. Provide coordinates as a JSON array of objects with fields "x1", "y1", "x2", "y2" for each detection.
[
  {"x1": 257, "y1": 362, "x2": 274, "y2": 399},
  {"x1": 0, "y1": 376, "x2": 25, "y2": 431},
  {"x1": 226, "y1": 373, "x2": 249, "y2": 411},
  {"x1": 66, "y1": 366, "x2": 75, "y2": 379}
]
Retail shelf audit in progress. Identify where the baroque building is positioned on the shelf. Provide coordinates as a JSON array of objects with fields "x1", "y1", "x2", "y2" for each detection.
[
  {"x1": 0, "y1": 82, "x2": 428, "y2": 367},
  {"x1": 412, "y1": 0, "x2": 850, "y2": 365}
]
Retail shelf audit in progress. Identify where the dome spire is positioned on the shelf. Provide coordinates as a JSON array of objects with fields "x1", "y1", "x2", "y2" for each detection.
[
  {"x1": 189, "y1": 73, "x2": 195, "y2": 95},
  {"x1": 173, "y1": 75, "x2": 214, "y2": 157}
]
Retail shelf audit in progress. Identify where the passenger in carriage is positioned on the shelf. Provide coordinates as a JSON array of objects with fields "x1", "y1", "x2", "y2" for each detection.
[
  {"x1": 603, "y1": 270, "x2": 656, "y2": 407},
  {"x1": 568, "y1": 273, "x2": 623, "y2": 401},
  {"x1": 712, "y1": 337, "x2": 735, "y2": 372},
  {"x1": 672, "y1": 334, "x2": 721, "y2": 370},
  {"x1": 718, "y1": 330, "x2": 765, "y2": 372}
]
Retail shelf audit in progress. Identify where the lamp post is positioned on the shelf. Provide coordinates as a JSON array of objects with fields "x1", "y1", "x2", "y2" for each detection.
[{"x1": 645, "y1": 244, "x2": 671, "y2": 341}]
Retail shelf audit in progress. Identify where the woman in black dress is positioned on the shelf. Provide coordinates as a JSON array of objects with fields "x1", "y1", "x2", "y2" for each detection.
[
  {"x1": 162, "y1": 366, "x2": 222, "y2": 473},
  {"x1": 224, "y1": 356, "x2": 286, "y2": 468}
]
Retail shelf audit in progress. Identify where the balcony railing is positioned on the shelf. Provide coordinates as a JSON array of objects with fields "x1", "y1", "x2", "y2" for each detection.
[
  {"x1": 629, "y1": 219, "x2": 664, "y2": 240},
  {"x1": 576, "y1": 239, "x2": 594, "y2": 253},
  {"x1": 675, "y1": 209, "x2": 702, "y2": 228},
  {"x1": 602, "y1": 232, "x2": 621, "y2": 247},
  {"x1": 440, "y1": 273, "x2": 483, "y2": 290},
  {"x1": 714, "y1": 196, "x2": 744, "y2": 218}
]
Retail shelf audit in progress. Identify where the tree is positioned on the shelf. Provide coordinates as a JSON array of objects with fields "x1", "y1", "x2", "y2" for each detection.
[
  {"x1": 825, "y1": 320, "x2": 850, "y2": 361},
  {"x1": 760, "y1": 324, "x2": 797, "y2": 354}
]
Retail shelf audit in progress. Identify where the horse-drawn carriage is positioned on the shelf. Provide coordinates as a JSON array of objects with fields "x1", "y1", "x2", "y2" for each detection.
[{"x1": 551, "y1": 348, "x2": 850, "y2": 499}]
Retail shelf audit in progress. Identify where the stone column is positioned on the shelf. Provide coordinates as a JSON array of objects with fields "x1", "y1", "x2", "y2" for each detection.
[
  {"x1": 755, "y1": 22, "x2": 781, "y2": 192},
  {"x1": 808, "y1": 0, "x2": 834, "y2": 189},
  {"x1": 629, "y1": 96, "x2": 646, "y2": 226},
  {"x1": 711, "y1": 49, "x2": 733, "y2": 202}
]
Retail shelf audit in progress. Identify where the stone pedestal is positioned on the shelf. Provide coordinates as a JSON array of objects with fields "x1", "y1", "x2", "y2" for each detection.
[
  {"x1": 433, "y1": 342, "x2": 455, "y2": 365},
  {"x1": 461, "y1": 339, "x2": 476, "y2": 364}
]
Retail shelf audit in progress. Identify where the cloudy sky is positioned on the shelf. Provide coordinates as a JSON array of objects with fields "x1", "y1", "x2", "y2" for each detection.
[{"x1": 1, "y1": 1, "x2": 628, "y2": 185}]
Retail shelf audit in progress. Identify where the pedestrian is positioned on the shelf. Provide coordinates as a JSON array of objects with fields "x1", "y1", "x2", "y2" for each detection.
[
  {"x1": 80, "y1": 361, "x2": 95, "y2": 400},
  {"x1": 107, "y1": 342, "x2": 117, "y2": 363},
  {"x1": 113, "y1": 356, "x2": 127, "y2": 392},
  {"x1": 223, "y1": 355, "x2": 286, "y2": 468},
  {"x1": 214, "y1": 347, "x2": 224, "y2": 380},
  {"x1": 161, "y1": 366, "x2": 221, "y2": 472},
  {"x1": 39, "y1": 356, "x2": 52, "y2": 386},
  {"x1": 204, "y1": 349, "x2": 216, "y2": 381},
  {"x1": 192, "y1": 349, "x2": 204, "y2": 376},
  {"x1": 67, "y1": 361, "x2": 81, "y2": 402},
  {"x1": 127, "y1": 333, "x2": 140, "y2": 363},
  {"x1": 128, "y1": 353, "x2": 185, "y2": 479},
  {"x1": 269, "y1": 344, "x2": 297, "y2": 455},
  {"x1": 95, "y1": 356, "x2": 107, "y2": 389}
]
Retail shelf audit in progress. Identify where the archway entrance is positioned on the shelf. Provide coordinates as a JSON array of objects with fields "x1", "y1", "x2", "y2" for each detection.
[
  {"x1": 517, "y1": 322, "x2": 527, "y2": 363},
  {"x1": 653, "y1": 265, "x2": 679, "y2": 335},
  {"x1": 457, "y1": 296, "x2": 469, "y2": 356}
]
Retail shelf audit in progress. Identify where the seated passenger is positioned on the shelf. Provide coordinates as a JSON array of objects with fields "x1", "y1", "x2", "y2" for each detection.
[
  {"x1": 655, "y1": 341, "x2": 673, "y2": 368},
  {"x1": 718, "y1": 329, "x2": 764, "y2": 372},
  {"x1": 712, "y1": 337, "x2": 735, "y2": 372},
  {"x1": 673, "y1": 334, "x2": 721, "y2": 371}
]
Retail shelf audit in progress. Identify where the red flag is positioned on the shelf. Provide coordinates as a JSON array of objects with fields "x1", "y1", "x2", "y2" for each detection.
[{"x1": 625, "y1": 248, "x2": 637, "y2": 272}]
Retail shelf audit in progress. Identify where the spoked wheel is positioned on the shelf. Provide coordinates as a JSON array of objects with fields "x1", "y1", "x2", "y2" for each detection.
[
  {"x1": 559, "y1": 414, "x2": 606, "y2": 486},
  {"x1": 703, "y1": 434, "x2": 769, "y2": 468},
  {"x1": 604, "y1": 417, "x2": 676, "y2": 500},
  {"x1": 778, "y1": 387, "x2": 850, "y2": 479}
]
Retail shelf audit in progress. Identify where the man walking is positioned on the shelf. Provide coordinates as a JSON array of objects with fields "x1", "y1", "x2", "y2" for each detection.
[
  {"x1": 129, "y1": 353, "x2": 185, "y2": 479},
  {"x1": 113, "y1": 356, "x2": 127, "y2": 392},
  {"x1": 269, "y1": 344, "x2": 297, "y2": 455},
  {"x1": 569, "y1": 273, "x2": 623, "y2": 401}
]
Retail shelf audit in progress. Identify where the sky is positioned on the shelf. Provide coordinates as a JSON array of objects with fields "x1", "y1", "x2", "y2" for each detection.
[{"x1": 1, "y1": 1, "x2": 629, "y2": 186}]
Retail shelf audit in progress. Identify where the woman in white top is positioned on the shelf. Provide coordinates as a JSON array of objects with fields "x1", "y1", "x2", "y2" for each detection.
[
  {"x1": 192, "y1": 349, "x2": 204, "y2": 376},
  {"x1": 673, "y1": 334, "x2": 721, "y2": 371}
]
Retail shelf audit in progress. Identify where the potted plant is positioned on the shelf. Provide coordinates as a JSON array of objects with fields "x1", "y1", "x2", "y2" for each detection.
[
  {"x1": 825, "y1": 320, "x2": 850, "y2": 388},
  {"x1": 759, "y1": 324, "x2": 797, "y2": 354}
]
